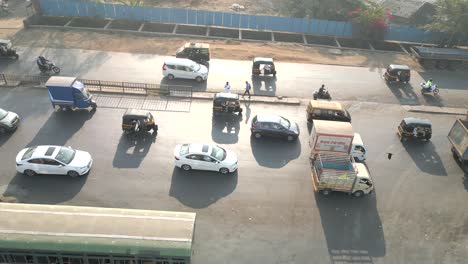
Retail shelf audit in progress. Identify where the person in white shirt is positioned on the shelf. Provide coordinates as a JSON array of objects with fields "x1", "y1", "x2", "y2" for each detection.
[
  {"x1": 264, "y1": 64, "x2": 271, "y2": 74},
  {"x1": 224, "y1": 82, "x2": 231, "y2": 93}
]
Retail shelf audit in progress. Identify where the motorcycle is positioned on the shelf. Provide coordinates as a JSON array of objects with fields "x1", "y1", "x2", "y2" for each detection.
[
  {"x1": 313, "y1": 88, "x2": 332, "y2": 100},
  {"x1": 37, "y1": 60, "x2": 60, "y2": 75},
  {"x1": 420, "y1": 83, "x2": 439, "y2": 95}
]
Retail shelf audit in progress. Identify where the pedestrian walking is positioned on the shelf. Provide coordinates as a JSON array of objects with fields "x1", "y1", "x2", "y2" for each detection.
[
  {"x1": 224, "y1": 81, "x2": 231, "y2": 93},
  {"x1": 243, "y1": 81, "x2": 251, "y2": 98}
]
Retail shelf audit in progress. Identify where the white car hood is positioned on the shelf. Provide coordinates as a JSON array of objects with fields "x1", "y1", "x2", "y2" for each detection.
[
  {"x1": 199, "y1": 65, "x2": 209, "y2": 75},
  {"x1": 68, "y1": 150, "x2": 92, "y2": 167},
  {"x1": 223, "y1": 149, "x2": 238, "y2": 165}
]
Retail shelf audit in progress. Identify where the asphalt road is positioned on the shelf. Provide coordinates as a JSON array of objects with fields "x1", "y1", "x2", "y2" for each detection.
[
  {"x1": 0, "y1": 47, "x2": 467, "y2": 108},
  {"x1": 0, "y1": 86, "x2": 467, "y2": 263}
]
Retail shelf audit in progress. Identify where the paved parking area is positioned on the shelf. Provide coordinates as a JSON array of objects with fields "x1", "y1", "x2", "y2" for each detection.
[{"x1": 0, "y1": 86, "x2": 467, "y2": 264}]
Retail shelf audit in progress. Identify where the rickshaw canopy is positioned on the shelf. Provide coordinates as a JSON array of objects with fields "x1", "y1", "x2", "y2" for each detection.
[{"x1": 122, "y1": 109, "x2": 153, "y2": 121}]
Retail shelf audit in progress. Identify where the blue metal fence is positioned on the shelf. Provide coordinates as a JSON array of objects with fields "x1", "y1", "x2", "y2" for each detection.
[{"x1": 37, "y1": 0, "x2": 466, "y2": 45}]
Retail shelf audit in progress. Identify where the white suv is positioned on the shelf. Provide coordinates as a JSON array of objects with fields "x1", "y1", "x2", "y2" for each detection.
[{"x1": 162, "y1": 57, "x2": 209, "y2": 82}]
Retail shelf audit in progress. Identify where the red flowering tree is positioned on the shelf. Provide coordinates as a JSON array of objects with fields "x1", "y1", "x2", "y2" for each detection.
[{"x1": 349, "y1": 1, "x2": 394, "y2": 40}]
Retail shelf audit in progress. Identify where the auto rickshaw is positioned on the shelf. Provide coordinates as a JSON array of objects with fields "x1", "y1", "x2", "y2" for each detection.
[
  {"x1": 0, "y1": 39, "x2": 19, "y2": 60},
  {"x1": 397, "y1": 117, "x2": 432, "y2": 141},
  {"x1": 252, "y1": 57, "x2": 276, "y2": 77},
  {"x1": 384, "y1": 64, "x2": 411, "y2": 83},
  {"x1": 213, "y1": 93, "x2": 243, "y2": 115},
  {"x1": 121, "y1": 109, "x2": 158, "y2": 135}
]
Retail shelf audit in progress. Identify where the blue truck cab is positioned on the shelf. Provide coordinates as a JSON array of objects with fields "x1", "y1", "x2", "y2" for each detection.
[{"x1": 46, "y1": 76, "x2": 97, "y2": 111}]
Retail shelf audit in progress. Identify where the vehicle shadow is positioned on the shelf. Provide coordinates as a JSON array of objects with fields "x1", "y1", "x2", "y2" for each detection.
[
  {"x1": 160, "y1": 77, "x2": 207, "y2": 92},
  {"x1": 112, "y1": 133, "x2": 155, "y2": 168},
  {"x1": 386, "y1": 82, "x2": 420, "y2": 105},
  {"x1": 421, "y1": 93, "x2": 444, "y2": 107},
  {"x1": 0, "y1": 131, "x2": 14, "y2": 147},
  {"x1": 402, "y1": 140, "x2": 448, "y2": 176},
  {"x1": 250, "y1": 136, "x2": 301, "y2": 168},
  {"x1": 169, "y1": 167, "x2": 238, "y2": 208},
  {"x1": 2, "y1": 172, "x2": 87, "y2": 204},
  {"x1": 211, "y1": 114, "x2": 242, "y2": 144},
  {"x1": 315, "y1": 192, "x2": 386, "y2": 263},
  {"x1": 26, "y1": 109, "x2": 95, "y2": 147},
  {"x1": 252, "y1": 75, "x2": 276, "y2": 96}
]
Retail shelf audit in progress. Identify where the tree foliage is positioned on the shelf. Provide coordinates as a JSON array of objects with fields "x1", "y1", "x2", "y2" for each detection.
[
  {"x1": 349, "y1": 1, "x2": 393, "y2": 39},
  {"x1": 280, "y1": 0, "x2": 363, "y2": 21},
  {"x1": 425, "y1": 0, "x2": 468, "y2": 45}
]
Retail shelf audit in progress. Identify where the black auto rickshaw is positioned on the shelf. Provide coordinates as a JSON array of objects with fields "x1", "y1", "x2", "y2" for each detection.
[
  {"x1": 122, "y1": 109, "x2": 158, "y2": 135},
  {"x1": 384, "y1": 64, "x2": 411, "y2": 83},
  {"x1": 0, "y1": 39, "x2": 19, "y2": 60},
  {"x1": 397, "y1": 117, "x2": 432, "y2": 141},
  {"x1": 213, "y1": 93, "x2": 243, "y2": 115},
  {"x1": 252, "y1": 57, "x2": 276, "y2": 77}
]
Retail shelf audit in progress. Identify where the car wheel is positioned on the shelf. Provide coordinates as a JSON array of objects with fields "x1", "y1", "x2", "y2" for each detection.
[
  {"x1": 287, "y1": 135, "x2": 296, "y2": 141},
  {"x1": 167, "y1": 74, "x2": 175, "y2": 80},
  {"x1": 181, "y1": 164, "x2": 191, "y2": 171},
  {"x1": 219, "y1": 167, "x2": 229, "y2": 174},
  {"x1": 195, "y1": 76, "x2": 203, "y2": 83},
  {"x1": 321, "y1": 189, "x2": 332, "y2": 196},
  {"x1": 24, "y1": 169, "x2": 36, "y2": 177},
  {"x1": 353, "y1": 190, "x2": 364, "y2": 197},
  {"x1": 67, "y1": 170, "x2": 80, "y2": 177},
  {"x1": 254, "y1": 132, "x2": 262, "y2": 139}
]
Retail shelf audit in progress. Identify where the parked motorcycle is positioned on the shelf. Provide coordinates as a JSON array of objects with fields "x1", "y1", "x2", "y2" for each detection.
[
  {"x1": 420, "y1": 83, "x2": 439, "y2": 95},
  {"x1": 313, "y1": 88, "x2": 332, "y2": 100},
  {"x1": 37, "y1": 56, "x2": 60, "y2": 75}
]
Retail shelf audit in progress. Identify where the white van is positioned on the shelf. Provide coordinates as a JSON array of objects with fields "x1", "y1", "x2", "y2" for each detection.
[
  {"x1": 162, "y1": 57, "x2": 209, "y2": 82},
  {"x1": 352, "y1": 133, "x2": 367, "y2": 162}
]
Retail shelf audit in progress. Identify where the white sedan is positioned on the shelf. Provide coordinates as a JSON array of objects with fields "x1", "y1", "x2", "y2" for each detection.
[
  {"x1": 174, "y1": 143, "x2": 238, "y2": 174},
  {"x1": 15, "y1": 145, "x2": 93, "y2": 177}
]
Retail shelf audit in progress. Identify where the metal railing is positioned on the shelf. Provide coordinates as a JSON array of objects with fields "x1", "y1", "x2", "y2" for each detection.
[{"x1": 0, "y1": 73, "x2": 192, "y2": 97}]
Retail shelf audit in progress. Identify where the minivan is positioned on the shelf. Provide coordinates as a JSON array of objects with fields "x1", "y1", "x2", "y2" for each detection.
[
  {"x1": 306, "y1": 100, "x2": 351, "y2": 123},
  {"x1": 162, "y1": 57, "x2": 209, "y2": 82}
]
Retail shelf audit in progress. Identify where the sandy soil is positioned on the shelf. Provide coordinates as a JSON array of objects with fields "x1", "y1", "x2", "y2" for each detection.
[{"x1": 10, "y1": 28, "x2": 423, "y2": 71}]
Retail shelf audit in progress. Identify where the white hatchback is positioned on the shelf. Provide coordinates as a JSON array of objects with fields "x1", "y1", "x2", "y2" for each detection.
[
  {"x1": 174, "y1": 143, "x2": 238, "y2": 174},
  {"x1": 15, "y1": 145, "x2": 93, "y2": 177},
  {"x1": 162, "y1": 57, "x2": 209, "y2": 82}
]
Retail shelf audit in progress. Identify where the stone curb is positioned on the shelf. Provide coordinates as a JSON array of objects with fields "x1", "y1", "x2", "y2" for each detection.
[{"x1": 403, "y1": 105, "x2": 468, "y2": 115}]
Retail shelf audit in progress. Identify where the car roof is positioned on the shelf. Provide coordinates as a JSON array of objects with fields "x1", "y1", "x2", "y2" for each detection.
[
  {"x1": 27, "y1": 145, "x2": 61, "y2": 159},
  {"x1": 255, "y1": 114, "x2": 282, "y2": 123},
  {"x1": 215, "y1": 93, "x2": 239, "y2": 99},
  {"x1": 187, "y1": 144, "x2": 212, "y2": 154},
  {"x1": 164, "y1": 57, "x2": 197, "y2": 65},
  {"x1": 308, "y1": 100, "x2": 344, "y2": 111},
  {"x1": 403, "y1": 117, "x2": 432, "y2": 126},
  {"x1": 253, "y1": 57, "x2": 274, "y2": 63},
  {"x1": 389, "y1": 64, "x2": 410, "y2": 70}
]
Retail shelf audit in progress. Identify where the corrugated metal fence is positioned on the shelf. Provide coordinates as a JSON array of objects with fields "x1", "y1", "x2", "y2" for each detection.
[{"x1": 37, "y1": 0, "x2": 466, "y2": 44}]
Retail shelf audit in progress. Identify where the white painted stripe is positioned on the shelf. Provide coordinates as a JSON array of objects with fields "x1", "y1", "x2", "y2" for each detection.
[
  {"x1": 0, "y1": 230, "x2": 191, "y2": 242},
  {"x1": 0, "y1": 208, "x2": 194, "y2": 222}
]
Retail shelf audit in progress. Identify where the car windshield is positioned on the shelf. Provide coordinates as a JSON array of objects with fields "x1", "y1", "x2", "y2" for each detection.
[
  {"x1": 55, "y1": 147, "x2": 76, "y2": 164},
  {"x1": 190, "y1": 63, "x2": 201, "y2": 71},
  {"x1": 279, "y1": 117, "x2": 290, "y2": 128},
  {"x1": 0, "y1": 109, "x2": 7, "y2": 120},
  {"x1": 211, "y1": 145, "x2": 227, "y2": 161},
  {"x1": 21, "y1": 147, "x2": 37, "y2": 160}
]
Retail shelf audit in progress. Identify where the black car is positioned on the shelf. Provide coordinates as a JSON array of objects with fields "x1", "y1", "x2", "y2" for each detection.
[{"x1": 251, "y1": 114, "x2": 300, "y2": 141}]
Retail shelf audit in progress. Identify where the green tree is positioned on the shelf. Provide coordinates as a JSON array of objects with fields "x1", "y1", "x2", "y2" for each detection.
[{"x1": 425, "y1": 0, "x2": 468, "y2": 46}]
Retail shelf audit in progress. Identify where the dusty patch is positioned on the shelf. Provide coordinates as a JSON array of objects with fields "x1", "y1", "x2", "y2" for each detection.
[{"x1": 10, "y1": 28, "x2": 423, "y2": 71}]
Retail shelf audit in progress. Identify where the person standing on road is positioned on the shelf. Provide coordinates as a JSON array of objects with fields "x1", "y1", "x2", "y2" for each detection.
[
  {"x1": 224, "y1": 82, "x2": 231, "y2": 93},
  {"x1": 243, "y1": 81, "x2": 251, "y2": 98}
]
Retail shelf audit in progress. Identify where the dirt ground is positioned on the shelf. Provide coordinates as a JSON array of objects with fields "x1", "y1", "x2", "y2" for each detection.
[
  {"x1": 141, "y1": 0, "x2": 281, "y2": 15},
  {"x1": 9, "y1": 28, "x2": 423, "y2": 71}
]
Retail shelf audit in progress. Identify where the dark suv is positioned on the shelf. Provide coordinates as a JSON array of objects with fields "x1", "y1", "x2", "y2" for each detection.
[
  {"x1": 251, "y1": 114, "x2": 300, "y2": 141},
  {"x1": 175, "y1": 42, "x2": 210, "y2": 66}
]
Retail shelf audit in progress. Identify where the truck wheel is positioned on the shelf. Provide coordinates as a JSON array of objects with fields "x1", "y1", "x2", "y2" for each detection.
[
  {"x1": 321, "y1": 189, "x2": 331, "y2": 196},
  {"x1": 91, "y1": 102, "x2": 97, "y2": 110},
  {"x1": 353, "y1": 191, "x2": 364, "y2": 197},
  {"x1": 61, "y1": 106, "x2": 67, "y2": 111}
]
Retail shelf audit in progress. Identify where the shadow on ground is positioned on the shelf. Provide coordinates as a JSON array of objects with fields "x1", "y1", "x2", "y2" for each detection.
[
  {"x1": 169, "y1": 167, "x2": 238, "y2": 208},
  {"x1": 112, "y1": 132, "x2": 156, "y2": 168},
  {"x1": 251, "y1": 75, "x2": 276, "y2": 96},
  {"x1": 402, "y1": 139, "x2": 447, "y2": 176},
  {"x1": 250, "y1": 136, "x2": 301, "y2": 168},
  {"x1": 211, "y1": 113, "x2": 242, "y2": 144},
  {"x1": 316, "y1": 192, "x2": 386, "y2": 263},
  {"x1": 385, "y1": 82, "x2": 420, "y2": 105}
]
